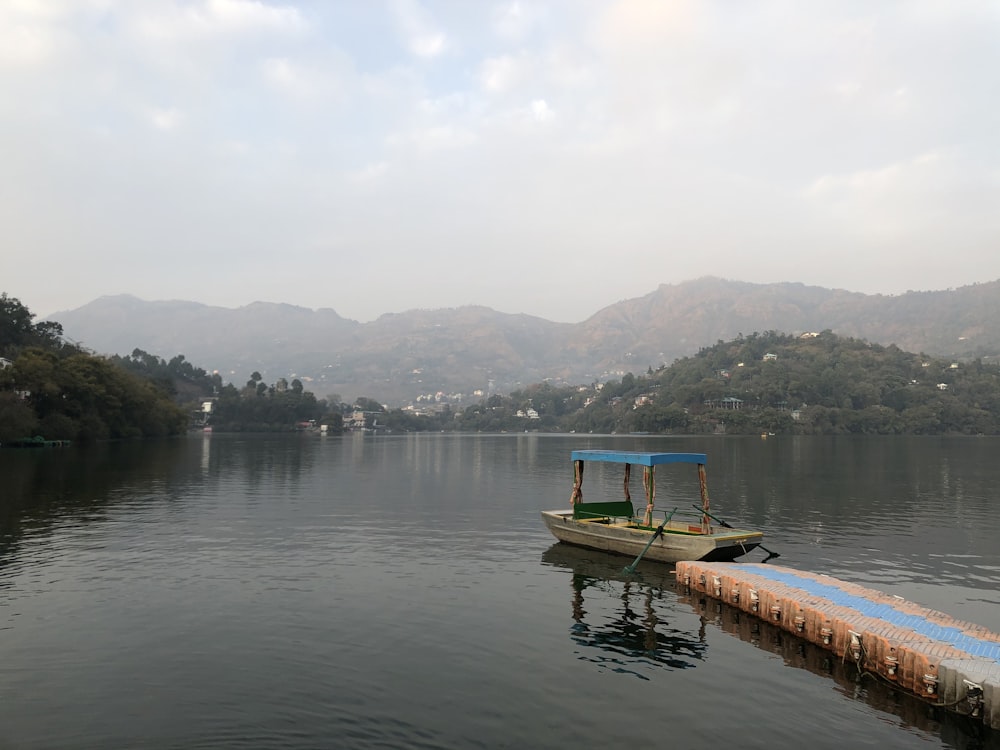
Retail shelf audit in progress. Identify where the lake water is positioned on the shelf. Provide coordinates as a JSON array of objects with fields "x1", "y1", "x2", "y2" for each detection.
[{"x1": 1, "y1": 433, "x2": 998, "y2": 749}]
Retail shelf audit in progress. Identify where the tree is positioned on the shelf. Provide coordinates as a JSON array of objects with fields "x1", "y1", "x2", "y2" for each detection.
[
  {"x1": 0, "y1": 392, "x2": 38, "y2": 442},
  {"x1": 353, "y1": 396, "x2": 384, "y2": 412},
  {"x1": 0, "y1": 293, "x2": 35, "y2": 353},
  {"x1": 5, "y1": 345, "x2": 187, "y2": 441},
  {"x1": 0, "y1": 292, "x2": 66, "y2": 355}
]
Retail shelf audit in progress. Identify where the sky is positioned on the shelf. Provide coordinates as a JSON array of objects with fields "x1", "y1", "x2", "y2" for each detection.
[{"x1": 2, "y1": 0, "x2": 999, "y2": 324}]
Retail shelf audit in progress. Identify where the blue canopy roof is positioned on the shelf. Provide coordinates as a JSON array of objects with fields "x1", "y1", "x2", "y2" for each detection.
[{"x1": 570, "y1": 450, "x2": 707, "y2": 466}]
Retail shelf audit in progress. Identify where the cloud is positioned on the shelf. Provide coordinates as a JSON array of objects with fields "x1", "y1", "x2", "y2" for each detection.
[
  {"x1": 349, "y1": 161, "x2": 389, "y2": 184},
  {"x1": 596, "y1": 0, "x2": 699, "y2": 50},
  {"x1": 260, "y1": 56, "x2": 318, "y2": 99},
  {"x1": 479, "y1": 54, "x2": 523, "y2": 93},
  {"x1": 809, "y1": 152, "x2": 982, "y2": 242},
  {"x1": 258, "y1": 48, "x2": 355, "y2": 106},
  {"x1": 261, "y1": 56, "x2": 298, "y2": 86},
  {"x1": 133, "y1": 0, "x2": 305, "y2": 41},
  {"x1": 530, "y1": 99, "x2": 552, "y2": 122},
  {"x1": 801, "y1": 150, "x2": 1000, "y2": 291},
  {"x1": 3, "y1": 1, "x2": 1000, "y2": 322},
  {"x1": 205, "y1": 0, "x2": 303, "y2": 32},
  {"x1": 0, "y1": 0, "x2": 104, "y2": 68},
  {"x1": 0, "y1": 21, "x2": 53, "y2": 67},
  {"x1": 390, "y1": 0, "x2": 447, "y2": 58},
  {"x1": 491, "y1": 1, "x2": 544, "y2": 41},
  {"x1": 148, "y1": 106, "x2": 184, "y2": 131},
  {"x1": 387, "y1": 124, "x2": 477, "y2": 154}
]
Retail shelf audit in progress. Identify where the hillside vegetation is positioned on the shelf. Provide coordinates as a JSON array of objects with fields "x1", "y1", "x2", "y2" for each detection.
[{"x1": 453, "y1": 331, "x2": 1000, "y2": 435}]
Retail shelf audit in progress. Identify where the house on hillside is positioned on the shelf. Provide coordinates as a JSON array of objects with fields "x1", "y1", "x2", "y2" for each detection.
[{"x1": 704, "y1": 397, "x2": 743, "y2": 410}]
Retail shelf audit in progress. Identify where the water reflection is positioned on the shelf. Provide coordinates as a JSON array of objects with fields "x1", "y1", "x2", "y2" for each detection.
[
  {"x1": 542, "y1": 542, "x2": 999, "y2": 750},
  {"x1": 542, "y1": 544, "x2": 706, "y2": 677},
  {"x1": 0, "y1": 440, "x2": 194, "y2": 554}
]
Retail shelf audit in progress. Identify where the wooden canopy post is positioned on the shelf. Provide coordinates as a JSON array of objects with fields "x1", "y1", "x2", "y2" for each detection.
[
  {"x1": 642, "y1": 466, "x2": 655, "y2": 526},
  {"x1": 570, "y1": 459, "x2": 584, "y2": 506},
  {"x1": 697, "y1": 463, "x2": 710, "y2": 533},
  {"x1": 623, "y1": 463, "x2": 631, "y2": 503}
]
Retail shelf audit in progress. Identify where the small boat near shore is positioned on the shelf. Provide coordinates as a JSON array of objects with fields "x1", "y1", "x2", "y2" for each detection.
[
  {"x1": 541, "y1": 450, "x2": 763, "y2": 564},
  {"x1": 3, "y1": 436, "x2": 72, "y2": 448}
]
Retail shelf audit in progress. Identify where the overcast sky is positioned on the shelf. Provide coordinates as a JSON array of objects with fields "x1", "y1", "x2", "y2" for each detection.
[{"x1": 3, "y1": 1, "x2": 999, "y2": 323}]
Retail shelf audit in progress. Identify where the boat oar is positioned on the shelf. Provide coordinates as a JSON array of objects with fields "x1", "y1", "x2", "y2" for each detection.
[
  {"x1": 623, "y1": 524, "x2": 665, "y2": 575},
  {"x1": 690, "y1": 505, "x2": 781, "y2": 561},
  {"x1": 623, "y1": 507, "x2": 677, "y2": 575}
]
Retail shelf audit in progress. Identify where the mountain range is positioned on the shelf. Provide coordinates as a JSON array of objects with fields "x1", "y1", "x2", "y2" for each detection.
[{"x1": 50, "y1": 277, "x2": 1000, "y2": 404}]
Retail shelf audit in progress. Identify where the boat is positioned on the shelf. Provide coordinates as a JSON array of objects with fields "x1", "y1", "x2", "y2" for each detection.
[
  {"x1": 540, "y1": 450, "x2": 763, "y2": 564},
  {"x1": 4, "y1": 436, "x2": 72, "y2": 448}
]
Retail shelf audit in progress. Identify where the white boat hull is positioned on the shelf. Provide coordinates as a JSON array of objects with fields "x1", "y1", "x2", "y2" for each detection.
[{"x1": 540, "y1": 509, "x2": 762, "y2": 564}]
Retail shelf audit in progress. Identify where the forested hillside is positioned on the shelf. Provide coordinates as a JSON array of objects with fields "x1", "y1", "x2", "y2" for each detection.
[
  {"x1": 0, "y1": 293, "x2": 189, "y2": 443},
  {"x1": 452, "y1": 331, "x2": 1000, "y2": 435}
]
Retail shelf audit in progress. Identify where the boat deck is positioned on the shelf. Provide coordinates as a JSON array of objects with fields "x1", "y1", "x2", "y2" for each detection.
[{"x1": 676, "y1": 560, "x2": 1000, "y2": 730}]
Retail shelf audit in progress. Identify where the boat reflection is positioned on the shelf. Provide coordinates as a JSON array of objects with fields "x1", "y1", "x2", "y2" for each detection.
[
  {"x1": 541, "y1": 543, "x2": 707, "y2": 677},
  {"x1": 541, "y1": 544, "x2": 999, "y2": 749}
]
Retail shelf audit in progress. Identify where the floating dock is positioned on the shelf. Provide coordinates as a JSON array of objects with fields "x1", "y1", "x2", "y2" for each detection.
[{"x1": 676, "y1": 561, "x2": 1000, "y2": 730}]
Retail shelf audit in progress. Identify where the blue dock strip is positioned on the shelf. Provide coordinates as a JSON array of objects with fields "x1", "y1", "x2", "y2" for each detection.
[{"x1": 741, "y1": 563, "x2": 1000, "y2": 663}]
